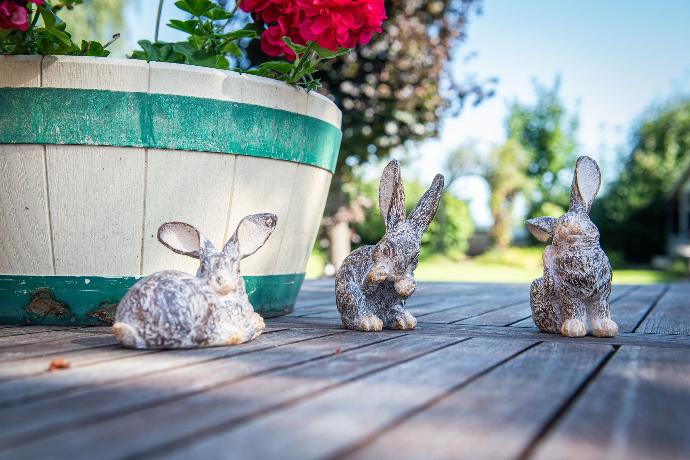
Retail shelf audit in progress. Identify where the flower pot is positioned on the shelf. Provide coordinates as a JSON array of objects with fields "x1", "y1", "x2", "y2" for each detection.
[{"x1": 0, "y1": 55, "x2": 341, "y2": 325}]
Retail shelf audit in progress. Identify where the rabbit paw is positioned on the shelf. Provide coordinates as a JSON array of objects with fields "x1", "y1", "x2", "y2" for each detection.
[
  {"x1": 561, "y1": 318, "x2": 586, "y2": 337},
  {"x1": 357, "y1": 315, "x2": 383, "y2": 332},
  {"x1": 391, "y1": 311, "x2": 417, "y2": 330},
  {"x1": 591, "y1": 318, "x2": 618, "y2": 338}
]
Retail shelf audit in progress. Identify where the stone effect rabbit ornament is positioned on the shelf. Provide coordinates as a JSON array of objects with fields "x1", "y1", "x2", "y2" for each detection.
[
  {"x1": 113, "y1": 214, "x2": 277, "y2": 348},
  {"x1": 336, "y1": 160, "x2": 444, "y2": 331},
  {"x1": 527, "y1": 156, "x2": 618, "y2": 338}
]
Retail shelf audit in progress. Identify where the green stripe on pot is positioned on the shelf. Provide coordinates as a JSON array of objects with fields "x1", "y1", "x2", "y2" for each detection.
[
  {"x1": 0, "y1": 88, "x2": 342, "y2": 172},
  {"x1": 0, "y1": 273, "x2": 304, "y2": 326}
]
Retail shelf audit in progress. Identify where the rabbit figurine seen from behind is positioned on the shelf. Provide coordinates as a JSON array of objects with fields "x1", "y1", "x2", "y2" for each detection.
[
  {"x1": 336, "y1": 160, "x2": 444, "y2": 332},
  {"x1": 526, "y1": 156, "x2": 617, "y2": 338},
  {"x1": 113, "y1": 213, "x2": 277, "y2": 348}
]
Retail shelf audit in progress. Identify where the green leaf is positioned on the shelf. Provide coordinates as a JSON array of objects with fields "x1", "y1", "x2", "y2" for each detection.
[
  {"x1": 38, "y1": 5, "x2": 67, "y2": 31},
  {"x1": 282, "y1": 37, "x2": 307, "y2": 55},
  {"x1": 79, "y1": 40, "x2": 110, "y2": 57},
  {"x1": 312, "y1": 43, "x2": 351, "y2": 60},
  {"x1": 174, "y1": 0, "x2": 214, "y2": 17},
  {"x1": 260, "y1": 61, "x2": 293, "y2": 75},
  {"x1": 138, "y1": 39, "x2": 161, "y2": 61},
  {"x1": 223, "y1": 29, "x2": 257, "y2": 40},
  {"x1": 220, "y1": 40, "x2": 241, "y2": 56},
  {"x1": 168, "y1": 19, "x2": 198, "y2": 35},
  {"x1": 205, "y1": 7, "x2": 233, "y2": 20}
]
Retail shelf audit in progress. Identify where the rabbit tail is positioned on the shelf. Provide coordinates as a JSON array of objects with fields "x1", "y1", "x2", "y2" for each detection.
[
  {"x1": 113, "y1": 322, "x2": 145, "y2": 349},
  {"x1": 530, "y1": 278, "x2": 560, "y2": 334}
]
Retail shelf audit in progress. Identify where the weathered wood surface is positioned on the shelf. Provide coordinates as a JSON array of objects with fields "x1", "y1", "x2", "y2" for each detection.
[{"x1": 0, "y1": 280, "x2": 688, "y2": 460}]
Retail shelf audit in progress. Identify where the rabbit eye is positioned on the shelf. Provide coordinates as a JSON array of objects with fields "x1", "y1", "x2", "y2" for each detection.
[{"x1": 381, "y1": 244, "x2": 392, "y2": 257}]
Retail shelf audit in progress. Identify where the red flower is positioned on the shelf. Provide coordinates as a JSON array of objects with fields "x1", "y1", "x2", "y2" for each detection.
[
  {"x1": 297, "y1": 0, "x2": 386, "y2": 51},
  {"x1": 241, "y1": 0, "x2": 385, "y2": 59},
  {"x1": 0, "y1": 1, "x2": 44, "y2": 32}
]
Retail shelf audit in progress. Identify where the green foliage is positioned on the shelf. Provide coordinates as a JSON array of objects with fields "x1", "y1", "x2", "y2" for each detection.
[
  {"x1": 58, "y1": 0, "x2": 127, "y2": 55},
  {"x1": 506, "y1": 78, "x2": 578, "y2": 216},
  {"x1": 0, "y1": 1, "x2": 115, "y2": 56},
  {"x1": 316, "y1": 0, "x2": 495, "y2": 219},
  {"x1": 593, "y1": 99, "x2": 690, "y2": 262},
  {"x1": 131, "y1": 2, "x2": 348, "y2": 89},
  {"x1": 351, "y1": 176, "x2": 474, "y2": 259},
  {"x1": 130, "y1": 1, "x2": 257, "y2": 70},
  {"x1": 246, "y1": 38, "x2": 350, "y2": 91},
  {"x1": 484, "y1": 139, "x2": 532, "y2": 248}
]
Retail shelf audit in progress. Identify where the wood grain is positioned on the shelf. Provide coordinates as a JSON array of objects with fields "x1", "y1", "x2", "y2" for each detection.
[
  {"x1": 531, "y1": 346, "x2": 690, "y2": 460},
  {"x1": 636, "y1": 283, "x2": 690, "y2": 335},
  {"x1": 0, "y1": 55, "x2": 42, "y2": 87},
  {"x1": 0, "y1": 145, "x2": 53, "y2": 274},
  {"x1": 6, "y1": 334, "x2": 456, "y2": 459},
  {"x1": 45, "y1": 145, "x2": 145, "y2": 275},
  {"x1": 156, "y1": 337, "x2": 535, "y2": 460},
  {"x1": 141, "y1": 149, "x2": 236, "y2": 275},
  {"x1": 348, "y1": 341, "x2": 612, "y2": 460}
]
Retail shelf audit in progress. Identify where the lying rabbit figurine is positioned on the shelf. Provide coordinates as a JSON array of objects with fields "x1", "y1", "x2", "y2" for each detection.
[
  {"x1": 113, "y1": 213, "x2": 277, "y2": 348},
  {"x1": 526, "y1": 156, "x2": 617, "y2": 338},
  {"x1": 336, "y1": 160, "x2": 444, "y2": 331}
]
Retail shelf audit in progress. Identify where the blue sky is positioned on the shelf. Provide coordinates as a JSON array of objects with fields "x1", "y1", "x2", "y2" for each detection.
[{"x1": 123, "y1": 0, "x2": 690, "y2": 227}]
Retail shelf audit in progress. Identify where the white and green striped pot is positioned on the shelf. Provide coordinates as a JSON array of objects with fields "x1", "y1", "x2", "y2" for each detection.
[{"x1": 0, "y1": 55, "x2": 341, "y2": 325}]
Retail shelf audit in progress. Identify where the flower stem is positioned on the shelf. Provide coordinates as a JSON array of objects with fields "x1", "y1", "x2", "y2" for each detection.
[{"x1": 155, "y1": 0, "x2": 165, "y2": 42}]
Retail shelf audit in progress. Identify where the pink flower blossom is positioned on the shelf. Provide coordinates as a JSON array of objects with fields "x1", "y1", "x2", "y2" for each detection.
[{"x1": 0, "y1": 1, "x2": 44, "y2": 32}]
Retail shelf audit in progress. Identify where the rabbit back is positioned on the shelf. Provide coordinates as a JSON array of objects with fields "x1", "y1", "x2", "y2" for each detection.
[{"x1": 114, "y1": 271, "x2": 216, "y2": 348}]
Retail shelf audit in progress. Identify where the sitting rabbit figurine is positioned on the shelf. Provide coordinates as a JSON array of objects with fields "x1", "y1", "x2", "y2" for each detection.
[
  {"x1": 526, "y1": 156, "x2": 617, "y2": 338},
  {"x1": 113, "y1": 213, "x2": 277, "y2": 348},
  {"x1": 336, "y1": 160, "x2": 444, "y2": 331}
]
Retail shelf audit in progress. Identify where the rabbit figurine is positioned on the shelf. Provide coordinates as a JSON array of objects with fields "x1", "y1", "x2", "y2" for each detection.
[
  {"x1": 112, "y1": 213, "x2": 277, "y2": 349},
  {"x1": 336, "y1": 160, "x2": 444, "y2": 332},
  {"x1": 526, "y1": 156, "x2": 618, "y2": 338}
]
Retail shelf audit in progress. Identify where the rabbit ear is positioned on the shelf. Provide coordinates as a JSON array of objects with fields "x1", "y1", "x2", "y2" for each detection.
[
  {"x1": 570, "y1": 156, "x2": 601, "y2": 212},
  {"x1": 526, "y1": 217, "x2": 556, "y2": 242},
  {"x1": 223, "y1": 213, "x2": 278, "y2": 259},
  {"x1": 379, "y1": 160, "x2": 406, "y2": 230},
  {"x1": 408, "y1": 174, "x2": 445, "y2": 237},
  {"x1": 158, "y1": 222, "x2": 216, "y2": 259}
]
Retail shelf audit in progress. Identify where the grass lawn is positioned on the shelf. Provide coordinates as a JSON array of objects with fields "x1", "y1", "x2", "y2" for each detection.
[{"x1": 307, "y1": 247, "x2": 685, "y2": 284}]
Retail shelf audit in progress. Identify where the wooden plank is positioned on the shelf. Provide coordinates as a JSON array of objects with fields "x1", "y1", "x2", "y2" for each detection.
[
  {"x1": 225, "y1": 156, "x2": 298, "y2": 275},
  {"x1": 531, "y1": 346, "x2": 690, "y2": 460},
  {"x1": 615, "y1": 284, "x2": 667, "y2": 332},
  {"x1": 0, "y1": 327, "x2": 326, "y2": 408},
  {"x1": 0, "y1": 55, "x2": 42, "y2": 87},
  {"x1": 266, "y1": 316, "x2": 690, "y2": 349},
  {"x1": 418, "y1": 291, "x2": 528, "y2": 324},
  {"x1": 5, "y1": 334, "x2": 459, "y2": 459},
  {"x1": 273, "y1": 164, "x2": 332, "y2": 275},
  {"x1": 0, "y1": 332, "x2": 116, "y2": 363},
  {"x1": 42, "y1": 56, "x2": 149, "y2": 92},
  {"x1": 458, "y1": 300, "x2": 532, "y2": 326},
  {"x1": 149, "y1": 61, "x2": 242, "y2": 102},
  {"x1": 0, "y1": 329, "x2": 394, "y2": 449},
  {"x1": 41, "y1": 57, "x2": 148, "y2": 276},
  {"x1": 0, "y1": 325, "x2": 79, "y2": 338},
  {"x1": 636, "y1": 283, "x2": 690, "y2": 335},
  {"x1": 45, "y1": 145, "x2": 145, "y2": 275},
  {"x1": 0, "y1": 328, "x2": 109, "y2": 348},
  {"x1": 510, "y1": 284, "x2": 645, "y2": 329},
  {"x1": 347, "y1": 341, "x2": 612, "y2": 460},
  {"x1": 0, "y1": 145, "x2": 53, "y2": 274},
  {"x1": 141, "y1": 149, "x2": 236, "y2": 275},
  {"x1": 153, "y1": 337, "x2": 535, "y2": 460}
]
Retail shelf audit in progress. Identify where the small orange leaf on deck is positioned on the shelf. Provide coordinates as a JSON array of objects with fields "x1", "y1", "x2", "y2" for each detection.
[
  {"x1": 48, "y1": 358, "x2": 71, "y2": 372},
  {"x1": 335, "y1": 347, "x2": 342, "y2": 355}
]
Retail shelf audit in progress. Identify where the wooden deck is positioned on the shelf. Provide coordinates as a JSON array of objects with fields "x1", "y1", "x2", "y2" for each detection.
[{"x1": 0, "y1": 280, "x2": 689, "y2": 460}]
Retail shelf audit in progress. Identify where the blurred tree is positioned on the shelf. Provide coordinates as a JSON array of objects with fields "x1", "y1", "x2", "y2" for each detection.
[
  {"x1": 316, "y1": 0, "x2": 496, "y2": 267},
  {"x1": 483, "y1": 139, "x2": 531, "y2": 249},
  {"x1": 60, "y1": 0, "x2": 128, "y2": 54},
  {"x1": 593, "y1": 99, "x2": 690, "y2": 262},
  {"x1": 507, "y1": 77, "x2": 578, "y2": 217},
  {"x1": 352, "y1": 175, "x2": 474, "y2": 259}
]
